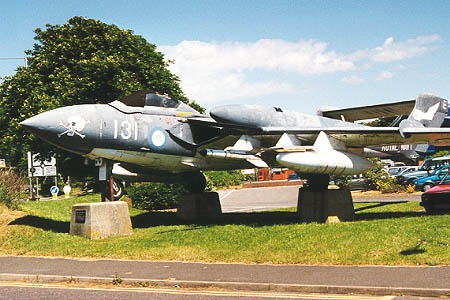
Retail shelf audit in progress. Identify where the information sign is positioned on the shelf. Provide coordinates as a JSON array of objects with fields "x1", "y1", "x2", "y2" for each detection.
[
  {"x1": 50, "y1": 186, "x2": 59, "y2": 199},
  {"x1": 27, "y1": 152, "x2": 57, "y2": 177}
]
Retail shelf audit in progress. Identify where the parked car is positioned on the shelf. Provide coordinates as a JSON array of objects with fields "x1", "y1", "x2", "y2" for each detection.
[
  {"x1": 420, "y1": 168, "x2": 450, "y2": 214},
  {"x1": 398, "y1": 156, "x2": 450, "y2": 185},
  {"x1": 349, "y1": 174, "x2": 368, "y2": 191},
  {"x1": 387, "y1": 166, "x2": 408, "y2": 177},
  {"x1": 413, "y1": 165, "x2": 450, "y2": 192},
  {"x1": 393, "y1": 166, "x2": 419, "y2": 179},
  {"x1": 287, "y1": 173, "x2": 301, "y2": 181}
]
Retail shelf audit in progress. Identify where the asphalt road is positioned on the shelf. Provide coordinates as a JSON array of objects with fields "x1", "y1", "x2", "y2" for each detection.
[
  {"x1": 0, "y1": 283, "x2": 441, "y2": 300},
  {"x1": 218, "y1": 186, "x2": 421, "y2": 213}
]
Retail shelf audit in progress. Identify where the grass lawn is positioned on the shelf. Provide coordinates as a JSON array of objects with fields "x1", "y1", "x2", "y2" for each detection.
[{"x1": 0, "y1": 194, "x2": 449, "y2": 265}]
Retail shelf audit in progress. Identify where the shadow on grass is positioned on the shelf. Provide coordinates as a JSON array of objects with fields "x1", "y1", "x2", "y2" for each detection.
[
  {"x1": 354, "y1": 202, "x2": 426, "y2": 221},
  {"x1": 132, "y1": 207, "x2": 427, "y2": 229},
  {"x1": 355, "y1": 211, "x2": 425, "y2": 221},
  {"x1": 400, "y1": 240, "x2": 427, "y2": 256},
  {"x1": 9, "y1": 215, "x2": 69, "y2": 233},
  {"x1": 131, "y1": 211, "x2": 300, "y2": 229},
  {"x1": 7, "y1": 203, "x2": 428, "y2": 233}
]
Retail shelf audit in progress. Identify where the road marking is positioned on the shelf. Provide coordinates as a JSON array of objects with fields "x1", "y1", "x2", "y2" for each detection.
[
  {"x1": 0, "y1": 282, "x2": 395, "y2": 300},
  {"x1": 219, "y1": 189, "x2": 235, "y2": 200}
]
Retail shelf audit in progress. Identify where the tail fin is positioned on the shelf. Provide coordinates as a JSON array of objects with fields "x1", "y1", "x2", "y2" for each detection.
[{"x1": 407, "y1": 94, "x2": 448, "y2": 128}]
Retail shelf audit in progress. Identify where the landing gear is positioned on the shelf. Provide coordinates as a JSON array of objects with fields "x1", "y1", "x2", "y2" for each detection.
[
  {"x1": 183, "y1": 172, "x2": 207, "y2": 193},
  {"x1": 102, "y1": 178, "x2": 125, "y2": 201}
]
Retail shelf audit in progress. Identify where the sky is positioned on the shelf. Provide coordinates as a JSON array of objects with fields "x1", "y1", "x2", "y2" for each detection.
[{"x1": 1, "y1": 0, "x2": 449, "y2": 114}]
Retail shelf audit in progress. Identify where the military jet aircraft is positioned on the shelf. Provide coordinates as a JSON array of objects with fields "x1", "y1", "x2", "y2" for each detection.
[{"x1": 21, "y1": 91, "x2": 450, "y2": 197}]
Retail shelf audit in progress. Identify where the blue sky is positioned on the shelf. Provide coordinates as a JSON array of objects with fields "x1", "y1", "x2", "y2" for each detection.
[{"x1": 1, "y1": 0, "x2": 449, "y2": 113}]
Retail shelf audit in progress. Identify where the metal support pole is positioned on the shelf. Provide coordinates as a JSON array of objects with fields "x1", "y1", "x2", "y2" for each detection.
[
  {"x1": 29, "y1": 177, "x2": 33, "y2": 200},
  {"x1": 110, "y1": 176, "x2": 114, "y2": 201},
  {"x1": 36, "y1": 177, "x2": 39, "y2": 199}
]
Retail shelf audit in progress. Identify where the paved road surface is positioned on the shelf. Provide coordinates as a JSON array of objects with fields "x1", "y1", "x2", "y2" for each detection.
[{"x1": 0, "y1": 282, "x2": 441, "y2": 300}]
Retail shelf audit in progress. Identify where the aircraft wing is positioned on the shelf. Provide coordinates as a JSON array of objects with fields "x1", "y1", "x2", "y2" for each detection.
[
  {"x1": 194, "y1": 94, "x2": 449, "y2": 149},
  {"x1": 317, "y1": 99, "x2": 416, "y2": 121},
  {"x1": 257, "y1": 126, "x2": 450, "y2": 147},
  {"x1": 188, "y1": 119, "x2": 450, "y2": 148}
]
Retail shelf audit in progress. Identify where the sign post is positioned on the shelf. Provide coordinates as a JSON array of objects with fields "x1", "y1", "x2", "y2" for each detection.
[{"x1": 27, "y1": 152, "x2": 57, "y2": 200}]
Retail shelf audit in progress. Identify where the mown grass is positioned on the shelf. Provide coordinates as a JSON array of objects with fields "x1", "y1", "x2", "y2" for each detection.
[{"x1": 0, "y1": 194, "x2": 449, "y2": 265}]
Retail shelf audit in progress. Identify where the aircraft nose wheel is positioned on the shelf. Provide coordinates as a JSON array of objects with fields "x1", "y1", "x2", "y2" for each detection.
[
  {"x1": 183, "y1": 172, "x2": 207, "y2": 193},
  {"x1": 102, "y1": 179, "x2": 125, "y2": 201}
]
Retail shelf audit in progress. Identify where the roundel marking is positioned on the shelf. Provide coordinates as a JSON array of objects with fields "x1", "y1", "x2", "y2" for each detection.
[{"x1": 148, "y1": 127, "x2": 168, "y2": 150}]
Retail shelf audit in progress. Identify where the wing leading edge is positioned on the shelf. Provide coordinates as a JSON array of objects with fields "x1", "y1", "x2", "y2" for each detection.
[{"x1": 317, "y1": 99, "x2": 416, "y2": 122}]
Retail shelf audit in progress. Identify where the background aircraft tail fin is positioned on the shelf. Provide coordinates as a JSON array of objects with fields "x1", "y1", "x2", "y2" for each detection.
[{"x1": 406, "y1": 94, "x2": 448, "y2": 128}]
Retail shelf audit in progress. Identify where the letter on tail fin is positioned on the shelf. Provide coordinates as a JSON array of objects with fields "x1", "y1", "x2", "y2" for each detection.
[{"x1": 408, "y1": 94, "x2": 448, "y2": 128}]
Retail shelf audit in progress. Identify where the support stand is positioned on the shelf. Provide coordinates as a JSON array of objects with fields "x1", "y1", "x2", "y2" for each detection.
[
  {"x1": 297, "y1": 187, "x2": 354, "y2": 223},
  {"x1": 177, "y1": 192, "x2": 222, "y2": 221}
]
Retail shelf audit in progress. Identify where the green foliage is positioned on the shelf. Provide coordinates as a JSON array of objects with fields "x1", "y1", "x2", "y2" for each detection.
[
  {"x1": 203, "y1": 170, "x2": 244, "y2": 191},
  {"x1": 126, "y1": 182, "x2": 187, "y2": 210},
  {"x1": 361, "y1": 116, "x2": 397, "y2": 127},
  {"x1": 0, "y1": 16, "x2": 202, "y2": 174},
  {"x1": 0, "y1": 169, "x2": 26, "y2": 208},
  {"x1": 333, "y1": 175, "x2": 351, "y2": 188},
  {"x1": 365, "y1": 158, "x2": 405, "y2": 193},
  {"x1": 428, "y1": 150, "x2": 450, "y2": 159}
]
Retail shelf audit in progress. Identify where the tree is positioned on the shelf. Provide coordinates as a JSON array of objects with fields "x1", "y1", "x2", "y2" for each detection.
[
  {"x1": 362, "y1": 116, "x2": 397, "y2": 127},
  {"x1": 0, "y1": 17, "x2": 201, "y2": 176}
]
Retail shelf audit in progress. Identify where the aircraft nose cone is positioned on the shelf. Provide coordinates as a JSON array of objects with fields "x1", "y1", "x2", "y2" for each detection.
[
  {"x1": 20, "y1": 105, "x2": 98, "y2": 155},
  {"x1": 20, "y1": 111, "x2": 60, "y2": 136}
]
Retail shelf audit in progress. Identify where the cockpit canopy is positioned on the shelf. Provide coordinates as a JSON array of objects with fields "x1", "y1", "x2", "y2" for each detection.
[
  {"x1": 111, "y1": 90, "x2": 200, "y2": 115},
  {"x1": 145, "y1": 93, "x2": 179, "y2": 108}
]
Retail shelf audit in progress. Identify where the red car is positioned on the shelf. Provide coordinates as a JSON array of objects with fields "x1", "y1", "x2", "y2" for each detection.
[{"x1": 420, "y1": 171, "x2": 450, "y2": 214}]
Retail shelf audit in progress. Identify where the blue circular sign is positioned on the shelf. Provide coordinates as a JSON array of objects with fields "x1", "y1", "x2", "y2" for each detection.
[{"x1": 50, "y1": 186, "x2": 59, "y2": 195}]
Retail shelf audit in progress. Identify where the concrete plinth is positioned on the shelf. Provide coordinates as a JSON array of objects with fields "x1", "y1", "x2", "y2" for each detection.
[
  {"x1": 297, "y1": 188, "x2": 354, "y2": 223},
  {"x1": 69, "y1": 201, "x2": 133, "y2": 239},
  {"x1": 177, "y1": 192, "x2": 222, "y2": 221}
]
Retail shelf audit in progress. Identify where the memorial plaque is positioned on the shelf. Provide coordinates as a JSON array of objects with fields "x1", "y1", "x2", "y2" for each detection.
[{"x1": 75, "y1": 210, "x2": 86, "y2": 224}]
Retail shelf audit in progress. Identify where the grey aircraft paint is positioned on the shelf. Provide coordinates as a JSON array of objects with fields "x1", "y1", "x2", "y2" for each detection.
[{"x1": 21, "y1": 91, "x2": 450, "y2": 191}]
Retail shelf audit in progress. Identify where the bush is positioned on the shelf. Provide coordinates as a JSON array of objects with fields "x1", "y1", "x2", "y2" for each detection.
[
  {"x1": 365, "y1": 158, "x2": 406, "y2": 193},
  {"x1": 428, "y1": 150, "x2": 450, "y2": 159},
  {"x1": 0, "y1": 168, "x2": 26, "y2": 208},
  {"x1": 126, "y1": 182, "x2": 187, "y2": 210},
  {"x1": 203, "y1": 170, "x2": 244, "y2": 191},
  {"x1": 379, "y1": 182, "x2": 406, "y2": 193},
  {"x1": 333, "y1": 175, "x2": 352, "y2": 188}
]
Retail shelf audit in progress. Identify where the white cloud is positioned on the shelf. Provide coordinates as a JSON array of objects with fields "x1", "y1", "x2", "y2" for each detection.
[
  {"x1": 376, "y1": 71, "x2": 394, "y2": 81},
  {"x1": 159, "y1": 35, "x2": 440, "y2": 105},
  {"x1": 159, "y1": 39, "x2": 354, "y2": 104},
  {"x1": 341, "y1": 75, "x2": 365, "y2": 85},
  {"x1": 349, "y1": 34, "x2": 441, "y2": 63},
  {"x1": 161, "y1": 39, "x2": 354, "y2": 75}
]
